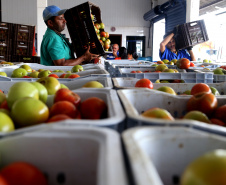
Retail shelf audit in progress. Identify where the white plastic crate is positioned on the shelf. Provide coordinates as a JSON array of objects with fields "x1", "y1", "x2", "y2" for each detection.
[
  {"x1": 0, "y1": 68, "x2": 109, "y2": 81},
  {"x1": 48, "y1": 88, "x2": 125, "y2": 131},
  {"x1": 105, "y1": 60, "x2": 151, "y2": 71},
  {"x1": 0, "y1": 125, "x2": 128, "y2": 185},
  {"x1": 117, "y1": 88, "x2": 226, "y2": 133},
  {"x1": 112, "y1": 77, "x2": 226, "y2": 94},
  {"x1": 118, "y1": 68, "x2": 213, "y2": 83},
  {"x1": 0, "y1": 89, "x2": 126, "y2": 136},
  {"x1": 122, "y1": 126, "x2": 226, "y2": 185},
  {"x1": 0, "y1": 77, "x2": 113, "y2": 94}
]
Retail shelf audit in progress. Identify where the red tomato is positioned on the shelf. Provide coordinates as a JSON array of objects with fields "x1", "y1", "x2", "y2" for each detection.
[
  {"x1": 22, "y1": 76, "x2": 31, "y2": 78},
  {"x1": 135, "y1": 78, "x2": 153, "y2": 89},
  {"x1": 0, "y1": 175, "x2": 8, "y2": 185},
  {"x1": 190, "y1": 62, "x2": 195, "y2": 67},
  {"x1": 68, "y1": 74, "x2": 80, "y2": 79},
  {"x1": 100, "y1": 31, "x2": 106, "y2": 37},
  {"x1": 191, "y1": 83, "x2": 211, "y2": 95},
  {"x1": 213, "y1": 105, "x2": 226, "y2": 123},
  {"x1": 210, "y1": 118, "x2": 226, "y2": 126},
  {"x1": 131, "y1": 71, "x2": 137, "y2": 73},
  {"x1": 48, "y1": 74, "x2": 59, "y2": 78},
  {"x1": 59, "y1": 73, "x2": 66, "y2": 78},
  {"x1": 0, "y1": 162, "x2": 48, "y2": 185},
  {"x1": 47, "y1": 114, "x2": 72, "y2": 123},
  {"x1": 178, "y1": 58, "x2": 190, "y2": 69},
  {"x1": 0, "y1": 89, "x2": 3, "y2": 93},
  {"x1": 187, "y1": 92, "x2": 218, "y2": 117}
]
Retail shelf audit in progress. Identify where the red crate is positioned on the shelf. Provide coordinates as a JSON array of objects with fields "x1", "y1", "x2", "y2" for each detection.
[
  {"x1": 64, "y1": 2, "x2": 105, "y2": 58},
  {"x1": 11, "y1": 55, "x2": 40, "y2": 63},
  {"x1": 14, "y1": 24, "x2": 35, "y2": 43},
  {"x1": 12, "y1": 41, "x2": 33, "y2": 56},
  {"x1": 0, "y1": 22, "x2": 13, "y2": 41},
  {"x1": 175, "y1": 20, "x2": 209, "y2": 50}
]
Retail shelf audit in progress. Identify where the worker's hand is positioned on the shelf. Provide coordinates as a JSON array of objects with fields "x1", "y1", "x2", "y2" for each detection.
[
  {"x1": 173, "y1": 25, "x2": 179, "y2": 37},
  {"x1": 186, "y1": 46, "x2": 193, "y2": 51},
  {"x1": 83, "y1": 46, "x2": 99, "y2": 61}
]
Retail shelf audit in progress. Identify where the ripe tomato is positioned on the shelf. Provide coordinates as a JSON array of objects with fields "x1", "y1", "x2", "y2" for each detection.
[
  {"x1": 48, "y1": 74, "x2": 59, "y2": 78},
  {"x1": 190, "y1": 62, "x2": 195, "y2": 67},
  {"x1": 179, "y1": 58, "x2": 190, "y2": 69},
  {"x1": 68, "y1": 74, "x2": 80, "y2": 79},
  {"x1": 0, "y1": 175, "x2": 8, "y2": 185},
  {"x1": 187, "y1": 92, "x2": 218, "y2": 117},
  {"x1": 210, "y1": 118, "x2": 226, "y2": 126},
  {"x1": 80, "y1": 97, "x2": 107, "y2": 119},
  {"x1": 100, "y1": 31, "x2": 106, "y2": 37},
  {"x1": 191, "y1": 83, "x2": 211, "y2": 95},
  {"x1": 47, "y1": 114, "x2": 72, "y2": 123},
  {"x1": 213, "y1": 105, "x2": 226, "y2": 123},
  {"x1": 59, "y1": 73, "x2": 66, "y2": 78},
  {"x1": 0, "y1": 89, "x2": 3, "y2": 93},
  {"x1": 135, "y1": 78, "x2": 153, "y2": 89},
  {"x1": 131, "y1": 71, "x2": 137, "y2": 73},
  {"x1": 0, "y1": 162, "x2": 48, "y2": 185}
]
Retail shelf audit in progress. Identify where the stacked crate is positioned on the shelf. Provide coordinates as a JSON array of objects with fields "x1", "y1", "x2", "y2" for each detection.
[
  {"x1": 0, "y1": 22, "x2": 36, "y2": 62},
  {"x1": 0, "y1": 22, "x2": 13, "y2": 62}
]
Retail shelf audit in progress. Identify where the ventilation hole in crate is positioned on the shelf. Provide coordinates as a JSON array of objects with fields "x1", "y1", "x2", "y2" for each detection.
[
  {"x1": 43, "y1": 172, "x2": 49, "y2": 180},
  {"x1": 173, "y1": 111, "x2": 178, "y2": 118},
  {"x1": 141, "y1": 110, "x2": 145, "y2": 114},
  {"x1": 172, "y1": 175, "x2": 180, "y2": 184},
  {"x1": 57, "y1": 172, "x2": 66, "y2": 184}
]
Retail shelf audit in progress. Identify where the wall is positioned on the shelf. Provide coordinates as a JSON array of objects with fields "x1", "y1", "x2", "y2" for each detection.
[{"x1": 1, "y1": 0, "x2": 153, "y2": 57}]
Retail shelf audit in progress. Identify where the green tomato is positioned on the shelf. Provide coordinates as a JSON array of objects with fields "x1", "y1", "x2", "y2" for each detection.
[{"x1": 0, "y1": 112, "x2": 15, "y2": 132}]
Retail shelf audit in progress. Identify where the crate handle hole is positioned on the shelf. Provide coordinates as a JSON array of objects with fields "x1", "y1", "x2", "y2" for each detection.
[
  {"x1": 189, "y1": 22, "x2": 198, "y2": 27},
  {"x1": 57, "y1": 172, "x2": 66, "y2": 184},
  {"x1": 172, "y1": 175, "x2": 180, "y2": 184}
]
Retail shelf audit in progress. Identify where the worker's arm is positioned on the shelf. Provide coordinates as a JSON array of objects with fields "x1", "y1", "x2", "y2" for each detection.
[
  {"x1": 53, "y1": 46, "x2": 99, "y2": 66},
  {"x1": 160, "y1": 33, "x2": 174, "y2": 53},
  {"x1": 188, "y1": 50, "x2": 196, "y2": 61}
]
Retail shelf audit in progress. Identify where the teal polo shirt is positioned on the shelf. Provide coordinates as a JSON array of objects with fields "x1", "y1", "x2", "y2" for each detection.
[{"x1": 40, "y1": 28, "x2": 74, "y2": 66}]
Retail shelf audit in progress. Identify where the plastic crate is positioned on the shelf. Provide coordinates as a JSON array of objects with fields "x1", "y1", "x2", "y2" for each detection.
[
  {"x1": 112, "y1": 65, "x2": 180, "y2": 77},
  {"x1": 112, "y1": 77, "x2": 226, "y2": 94},
  {"x1": 117, "y1": 88, "x2": 226, "y2": 133},
  {"x1": 122, "y1": 126, "x2": 226, "y2": 185},
  {"x1": 118, "y1": 68, "x2": 213, "y2": 83},
  {"x1": 64, "y1": 2, "x2": 105, "y2": 58},
  {"x1": 0, "y1": 40, "x2": 12, "y2": 57},
  {"x1": 214, "y1": 74, "x2": 226, "y2": 83},
  {"x1": 14, "y1": 24, "x2": 35, "y2": 43},
  {"x1": 47, "y1": 88, "x2": 125, "y2": 131},
  {"x1": 11, "y1": 55, "x2": 40, "y2": 63},
  {"x1": 12, "y1": 41, "x2": 33, "y2": 56},
  {"x1": 0, "y1": 125, "x2": 128, "y2": 185},
  {"x1": 0, "y1": 22, "x2": 13, "y2": 41},
  {"x1": 0, "y1": 67, "x2": 109, "y2": 81},
  {"x1": 176, "y1": 20, "x2": 209, "y2": 50},
  {"x1": 0, "y1": 77, "x2": 113, "y2": 93}
]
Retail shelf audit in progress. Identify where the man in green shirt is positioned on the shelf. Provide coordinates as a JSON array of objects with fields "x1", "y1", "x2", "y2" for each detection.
[{"x1": 41, "y1": 5, "x2": 99, "y2": 66}]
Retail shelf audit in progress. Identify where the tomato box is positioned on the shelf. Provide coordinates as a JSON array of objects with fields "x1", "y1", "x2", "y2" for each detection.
[
  {"x1": 112, "y1": 77, "x2": 226, "y2": 94},
  {"x1": 0, "y1": 76, "x2": 113, "y2": 94},
  {"x1": 13, "y1": 24, "x2": 35, "y2": 43},
  {"x1": 122, "y1": 126, "x2": 226, "y2": 185},
  {"x1": 117, "y1": 88, "x2": 226, "y2": 133},
  {"x1": 0, "y1": 66, "x2": 109, "y2": 81},
  {"x1": 64, "y1": 1, "x2": 105, "y2": 58},
  {"x1": 0, "y1": 125, "x2": 128, "y2": 185},
  {"x1": 118, "y1": 67, "x2": 213, "y2": 83},
  {"x1": 0, "y1": 22, "x2": 14, "y2": 41}
]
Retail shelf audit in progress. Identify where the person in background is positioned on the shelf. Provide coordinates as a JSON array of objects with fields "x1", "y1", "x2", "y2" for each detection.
[
  {"x1": 159, "y1": 29, "x2": 196, "y2": 61},
  {"x1": 106, "y1": 44, "x2": 119, "y2": 60},
  {"x1": 40, "y1": 5, "x2": 99, "y2": 66},
  {"x1": 127, "y1": 50, "x2": 138, "y2": 60},
  {"x1": 115, "y1": 47, "x2": 128, "y2": 60}
]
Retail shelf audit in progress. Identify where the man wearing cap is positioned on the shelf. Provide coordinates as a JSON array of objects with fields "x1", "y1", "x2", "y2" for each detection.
[{"x1": 41, "y1": 5, "x2": 99, "y2": 66}]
